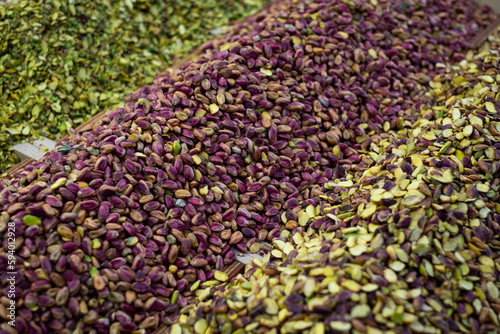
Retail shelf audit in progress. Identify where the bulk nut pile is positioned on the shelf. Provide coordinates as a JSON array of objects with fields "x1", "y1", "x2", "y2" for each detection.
[
  {"x1": 0, "y1": 0, "x2": 496, "y2": 333},
  {"x1": 173, "y1": 32, "x2": 500, "y2": 334},
  {"x1": 0, "y1": 0, "x2": 268, "y2": 172}
]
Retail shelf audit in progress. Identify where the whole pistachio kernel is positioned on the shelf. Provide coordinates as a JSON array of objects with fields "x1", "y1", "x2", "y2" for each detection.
[{"x1": 57, "y1": 226, "x2": 73, "y2": 239}]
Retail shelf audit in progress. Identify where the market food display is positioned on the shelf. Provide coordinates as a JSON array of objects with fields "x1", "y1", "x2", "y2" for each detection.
[{"x1": 0, "y1": 0, "x2": 499, "y2": 333}]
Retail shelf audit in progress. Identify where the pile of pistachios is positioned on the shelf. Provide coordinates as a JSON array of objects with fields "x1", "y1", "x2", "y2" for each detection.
[
  {"x1": 172, "y1": 30, "x2": 500, "y2": 334},
  {"x1": 0, "y1": 0, "x2": 267, "y2": 171},
  {"x1": 1, "y1": 0, "x2": 499, "y2": 333}
]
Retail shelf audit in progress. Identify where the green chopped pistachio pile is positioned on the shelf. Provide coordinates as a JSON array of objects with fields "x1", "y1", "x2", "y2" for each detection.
[
  {"x1": 172, "y1": 33, "x2": 500, "y2": 334},
  {"x1": 0, "y1": 0, "x2": 266, "y2": 171}
]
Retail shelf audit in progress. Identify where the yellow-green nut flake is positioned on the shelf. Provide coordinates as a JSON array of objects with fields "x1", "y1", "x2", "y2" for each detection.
[
  {"x1": 214, "y1": 271, "x2": 228, "y2": 282},
  {"x1": 351, "y1": 304, "x2": 371, "y2": 318}
]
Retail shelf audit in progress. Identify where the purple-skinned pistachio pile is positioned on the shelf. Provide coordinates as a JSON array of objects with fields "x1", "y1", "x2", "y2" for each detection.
[
  {"x1": 171, "y1": 34, "x2": 500, "y2": 334},
  {"x1": 0, "y1": 0, "x2": 496, "y2": 333}
]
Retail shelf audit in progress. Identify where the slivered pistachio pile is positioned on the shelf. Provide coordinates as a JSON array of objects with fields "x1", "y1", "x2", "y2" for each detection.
[
  {"x1": 0, "y1": 0, "x2": 268, "y2": 171},
  {"x1": 172, "y1": 38, "x2": 500, "y2": 333}
]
